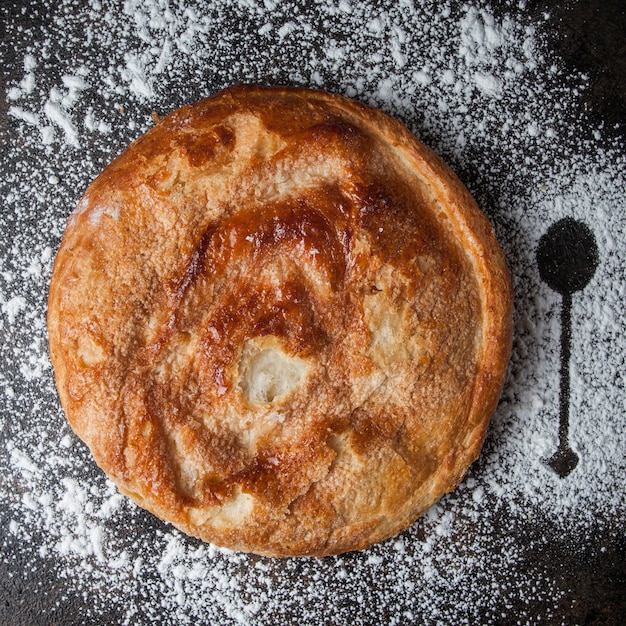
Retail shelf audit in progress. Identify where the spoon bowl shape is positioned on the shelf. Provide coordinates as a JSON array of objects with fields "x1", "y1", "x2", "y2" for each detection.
[{"x1": 537, "y1": 217, "x2": 599, "y2": 295}]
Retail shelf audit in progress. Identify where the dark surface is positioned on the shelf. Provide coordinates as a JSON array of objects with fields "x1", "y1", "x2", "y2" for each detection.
[
  {"x1": 1, "y1": 0, "x2": 625, "y2": 624},
  {"x1": 2, "y1": 509, "x2": 625, "y2": 626},
  {"x1": 542, "y1": 1, "x2": 626, "y2": 136}
]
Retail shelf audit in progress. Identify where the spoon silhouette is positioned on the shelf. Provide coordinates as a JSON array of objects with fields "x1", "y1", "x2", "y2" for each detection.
[{"x1": 536, "y1": 217, "x2": 599, "y2": 478}]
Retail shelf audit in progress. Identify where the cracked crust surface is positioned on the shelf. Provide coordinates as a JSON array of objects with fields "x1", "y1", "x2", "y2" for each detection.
[{"x1": 47, "y1": 85, "x2": 513, "y2": 557}]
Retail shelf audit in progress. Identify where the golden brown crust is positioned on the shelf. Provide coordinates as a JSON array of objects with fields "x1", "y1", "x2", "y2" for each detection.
[{"x1": 47, "y1": 85, "x2": 513, "y2": 557}]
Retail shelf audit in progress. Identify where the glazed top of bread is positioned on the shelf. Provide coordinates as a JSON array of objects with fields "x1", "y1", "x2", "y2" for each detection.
[{"x1": 48, "y1": 85, "x2": 513, "y2": 557}]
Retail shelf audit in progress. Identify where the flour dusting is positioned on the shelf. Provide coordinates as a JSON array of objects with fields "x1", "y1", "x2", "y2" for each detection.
[{"x1": 1, "y1": 0, "x2": 624, "y2": 624}]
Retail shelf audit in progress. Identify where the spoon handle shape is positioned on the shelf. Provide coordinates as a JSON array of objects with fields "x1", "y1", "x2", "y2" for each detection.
[
  {"x1": 559, "y1": 292, "x2": 572, "y2": 449},
  {"x1": 546, "y1": 292, "x2": 579, "y2": 478}
]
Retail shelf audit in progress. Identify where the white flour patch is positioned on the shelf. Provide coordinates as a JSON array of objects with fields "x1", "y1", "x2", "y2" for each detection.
[{"x1": 1, "y1": 0, "x2": 624, "y2": 624}]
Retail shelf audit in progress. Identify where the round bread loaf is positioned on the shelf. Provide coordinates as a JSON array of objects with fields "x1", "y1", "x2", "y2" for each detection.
[{"x1": 48, "y1": 85, "x2": 513, "y2": 557}]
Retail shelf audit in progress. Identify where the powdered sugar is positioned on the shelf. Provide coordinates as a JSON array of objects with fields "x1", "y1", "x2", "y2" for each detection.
[{"x1": 1, "y1": 0, "x2": 624, "y2": 624}]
